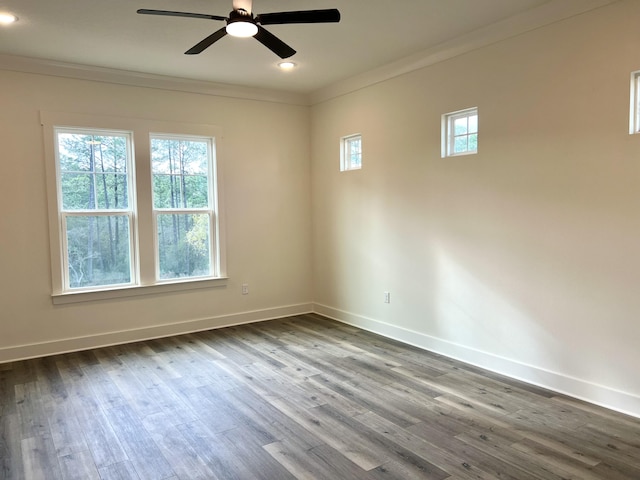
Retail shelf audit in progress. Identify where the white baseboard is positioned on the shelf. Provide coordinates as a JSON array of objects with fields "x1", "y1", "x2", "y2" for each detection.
[
  {"x1": 313, "y1": 303, "x2": 640, "y2": 419},
  {"x1": 0, "y1": 303, "x2": 312, "y2": 363}
]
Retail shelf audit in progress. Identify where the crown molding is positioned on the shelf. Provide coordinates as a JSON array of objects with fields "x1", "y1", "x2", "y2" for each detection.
[
  {"x1": 309, "y1": 0, "x2": 618, "y2": 105},
  {"x1": 0, "y1": 53, "x2": 310, "y2": 106}
]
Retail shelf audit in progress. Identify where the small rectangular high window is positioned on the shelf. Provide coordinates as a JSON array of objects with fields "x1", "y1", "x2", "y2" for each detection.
[
  {"x1": 629, "y1": 71, "x2": 640, "y2": 134},
  {"x1": 340, "y1": 134, "x2": 362, "y2": 171},
  {"x1": 442, "y1": 108, "x2": 478, "y2": 157}
]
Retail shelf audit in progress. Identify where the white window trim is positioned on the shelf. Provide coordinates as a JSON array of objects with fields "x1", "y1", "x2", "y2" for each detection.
[
  {"x1": 41, "y1": 111, "x2": 227, "y2": 304},
  {"x1": 629, "y1": 71, "x2": 640, "y2": 134},
  {"x1": 442, "y1": 107, "x2": 478, "y2": 158},
  {"x1": 340, "y1": 133, "x2": 362, "y2": 171}
]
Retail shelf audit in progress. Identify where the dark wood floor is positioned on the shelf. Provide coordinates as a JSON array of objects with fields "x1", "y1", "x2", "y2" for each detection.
[{"x1": 1, "y1": 314, "x2": 639, "y2": 480}]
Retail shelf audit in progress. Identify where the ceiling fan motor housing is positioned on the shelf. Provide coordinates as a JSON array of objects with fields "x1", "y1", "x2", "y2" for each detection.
[{"x1": 229, "y1": 9, "x2": 254, "y2": 24}]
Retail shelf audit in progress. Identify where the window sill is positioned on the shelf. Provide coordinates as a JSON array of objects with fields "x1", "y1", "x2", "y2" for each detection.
[
  {"x1": 51, "y1": 277, "x2": 228, "y2": 305},
  {"x1": 443, "y1": 151, "x2": 478, "y2": 158}
]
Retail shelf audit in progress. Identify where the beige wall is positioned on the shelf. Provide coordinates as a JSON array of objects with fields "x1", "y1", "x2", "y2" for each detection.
[
  {"x1": 311, "y1": 0, "x2": 640, "y2": 416},
  {"x1": 0, "y1": 71, "x2": 312, "y2": 358}
]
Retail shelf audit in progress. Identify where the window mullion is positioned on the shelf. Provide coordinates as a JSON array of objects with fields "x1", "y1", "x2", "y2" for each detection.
[{"x1": 133, "y1": 128, "x2": 155, "y2": 286}]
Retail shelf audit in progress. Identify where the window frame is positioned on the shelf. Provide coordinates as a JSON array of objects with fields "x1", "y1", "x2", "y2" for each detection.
[
  {"x1": 442, "y1": 107, "x2": 478, "y2": 157},
  {"x1": 629, "y1": 71, "x2": 640, "y2": 134},
  {"x1": 54, "y1": 127, "x2": 138, "y2": 291},
  {"x1": 41, "y1": 111, "x2": 227, "y2": 304},
  {"x1": 340, "y1": 133, "x2": 362, "y2": 171},
  {"x1": 150, "y1": 133, "x2": 218, "y2": 283}
]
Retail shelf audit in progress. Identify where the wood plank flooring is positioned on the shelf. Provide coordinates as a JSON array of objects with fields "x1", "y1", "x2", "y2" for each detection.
[{"x1": 1, "y1": 313, "x2": 639, "y2": 479}]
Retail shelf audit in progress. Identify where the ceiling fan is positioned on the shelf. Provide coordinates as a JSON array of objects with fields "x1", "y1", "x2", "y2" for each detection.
[{"x1": 137, "y1": 0, "x2": 340, "y2": 59}]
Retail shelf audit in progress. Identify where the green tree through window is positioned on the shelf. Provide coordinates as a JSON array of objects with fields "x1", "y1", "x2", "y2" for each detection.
[
  {"x1": 52, "y1": 126, "x2": 219, "y2": 293},
  {"x1": 57, "y1": 131, "x2": 132, "y2": 288},
  {"x1": 152, "y1": 136, "x2": 214, "y2": 280}
]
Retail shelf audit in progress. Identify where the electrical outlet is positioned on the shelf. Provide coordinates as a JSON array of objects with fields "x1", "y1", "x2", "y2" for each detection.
[
  {"x1": 242, "y1": 283, "x2": 249, "y2": 295},
  {"x1": 384, "y1": 291, "x2": 390, "y2": 303}
]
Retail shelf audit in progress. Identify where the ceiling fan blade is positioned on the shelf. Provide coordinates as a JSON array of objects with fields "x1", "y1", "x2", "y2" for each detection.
[
  {"x1": 137, "y1": 9, "x2": 226, "y2": 21},
  {"x1": 233, "y1": 0, "x2": 253, "y2": 14},
  {"x1": 254, "y1": 25, "x2": 296, "y2": 59},
  {"x1": 256, "y1": 9, "x2": 340, "y2": 25},
  {"x1": 185, "y1": 27, "x2": 228, "y2": 55}
]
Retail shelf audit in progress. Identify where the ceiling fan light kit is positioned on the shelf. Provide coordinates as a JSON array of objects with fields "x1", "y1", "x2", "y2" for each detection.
[
  {"x1": 137, "y1": 0, "x2": 340, "y2": 59},
  {"x1": 226, "y1": 9, "x2": 258, "y2": 37}
]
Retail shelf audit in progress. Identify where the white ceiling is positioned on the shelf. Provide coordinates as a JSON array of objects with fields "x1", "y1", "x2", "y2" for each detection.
[{"x1": 0, "y1": 0, "x2": 616, "y2": 97}]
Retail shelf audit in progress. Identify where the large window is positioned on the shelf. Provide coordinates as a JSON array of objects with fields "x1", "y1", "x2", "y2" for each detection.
[
  {"x1": 442, "y1": 107, "x2": 478, "y2": 157},
  {"x1": 42, "y1": 112, "x2": 226, "y2": 303},
  {"x1": 151, "y1": 135, "x2": 215, "y2": 280},
  {"x1": 56, "y1": 129, "x2": 135, "y2": 289}
]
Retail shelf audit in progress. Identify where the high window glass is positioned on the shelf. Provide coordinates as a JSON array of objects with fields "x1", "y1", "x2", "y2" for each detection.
[
  {"x1": 442, "y1": 108, "x2": 478, "y2": 157},
  {"x1": 340, "y1": 134, "x2": 362, "y2": 171},
  {"x1": 630, "y1": 71, "x2": 640, "y2": 134}
]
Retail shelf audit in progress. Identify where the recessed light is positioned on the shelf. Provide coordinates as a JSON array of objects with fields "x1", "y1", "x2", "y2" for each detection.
[
  {"x1": 0, "y1": 13, "x2": 18, "y2": 25},
  {"x1": 278, "y1": 62, "x2": 296, "y2": 71}
]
